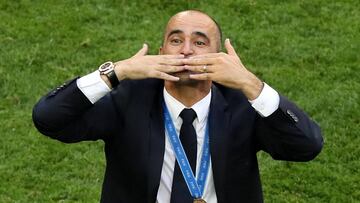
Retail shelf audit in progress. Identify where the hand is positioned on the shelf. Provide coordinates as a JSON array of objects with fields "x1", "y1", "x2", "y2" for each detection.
[
  {"x1": 183, "y1": 39, "x2": 263, "y2": 100},
  {"x1": 114, "y1": 44, "x2": 186, "y2": 81}
]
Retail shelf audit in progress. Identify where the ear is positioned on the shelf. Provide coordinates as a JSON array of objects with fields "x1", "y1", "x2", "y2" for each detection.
[{"x1": 159, "y1": 46, "x2": 163, "y2": 55}]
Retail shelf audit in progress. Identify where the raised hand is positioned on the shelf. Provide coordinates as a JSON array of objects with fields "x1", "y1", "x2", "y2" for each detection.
[
  {"x1": 183, "y1": 39, "x2": 263, "y2": 100},
  {"x1": 114, "y1": 44, "x2": 186, "y2": 81}
]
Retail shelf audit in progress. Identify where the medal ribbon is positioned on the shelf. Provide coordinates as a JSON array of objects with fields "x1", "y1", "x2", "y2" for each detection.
[{"x1": 163, "y1": 103, "x2": 211, "y2": 199}]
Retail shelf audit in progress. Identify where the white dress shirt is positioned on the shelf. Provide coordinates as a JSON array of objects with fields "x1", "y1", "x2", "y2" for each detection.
[
  {"x1": 76, "y1": 71, "x2": 280, "y2": 202},
  {"x1": 158, "y1": 88, "x2": 216, "y2": 202}
]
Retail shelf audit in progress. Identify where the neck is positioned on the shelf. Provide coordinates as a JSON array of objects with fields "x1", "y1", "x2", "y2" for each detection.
[{"x1": 165, "y1": 81, "x2": 212, "y2": 107}]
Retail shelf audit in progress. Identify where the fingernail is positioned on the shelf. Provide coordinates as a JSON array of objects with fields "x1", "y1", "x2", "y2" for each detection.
[
  {"x1": 143, "y1": 43, "x2": 147, "y2": 47},
  {"x1": 226, "y1": 38, "x2": 230, "y2": 43}
]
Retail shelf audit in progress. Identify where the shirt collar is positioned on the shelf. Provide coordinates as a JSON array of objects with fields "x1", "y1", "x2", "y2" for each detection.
[{"x1": 163, "y1": 87, "x2": 211, "y2": 123}]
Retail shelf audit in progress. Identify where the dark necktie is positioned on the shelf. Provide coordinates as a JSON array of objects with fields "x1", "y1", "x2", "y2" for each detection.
[{"x1": 170, "y1": 108, "x2": 197, "y2": 203}]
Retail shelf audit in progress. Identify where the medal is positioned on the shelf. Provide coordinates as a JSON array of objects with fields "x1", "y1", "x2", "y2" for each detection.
[{"x1": 194, "y1": 198, "x2": 207, "y2": 203}]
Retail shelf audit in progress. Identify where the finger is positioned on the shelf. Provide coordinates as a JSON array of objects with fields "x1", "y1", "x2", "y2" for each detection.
[
  {"x1": 149, "y1": 71, "x2": 180, "y2": 81},
  {"x1": 161, "y1": 54, "x2": 185, "y2": 59},
  {"x1": 157, "y1": 65, "x2": 186, "y2": 73},
  {"x1": 182, "y1": 58, "x2": 217, "y2": 65},
  {"x1": 189, "y1": 73, "x2": 212, "y2": 81},
  {"x1": 160, "y1": 58, "x2": 187, "y2": 66},
  {"x1": 188, "y1": 53, "x2": 223, "y2": 59},
  {"x1": 184, "y1": 65, "x2": 212, "y2": 73},
  {"x1": 225, "y1": 38, "x2": 237, "y2": 56},
  {"x1": 133, "y1": 44, "x2": 148, "y2": 57}
]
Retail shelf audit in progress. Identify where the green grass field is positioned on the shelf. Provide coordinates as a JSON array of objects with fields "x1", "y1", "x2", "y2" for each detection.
[{"x1": 1, "y1": 0, "x2": 359, "y2": 202}]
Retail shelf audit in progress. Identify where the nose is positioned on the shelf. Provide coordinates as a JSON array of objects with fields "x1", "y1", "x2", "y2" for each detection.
[{"x1": 180, "y1": 40, "x2": 194, "y2": 57}]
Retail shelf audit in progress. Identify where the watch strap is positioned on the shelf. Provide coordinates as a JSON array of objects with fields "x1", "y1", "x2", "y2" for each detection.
[{"x1": 106, "y1": 69, "x2": 120, "y2": 88}]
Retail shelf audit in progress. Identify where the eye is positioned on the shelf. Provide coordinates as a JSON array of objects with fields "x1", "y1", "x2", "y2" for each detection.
[
  {"x1": 170, "y1": 38, "x2": 182, "y2": 45},
  {"x1": 195, "y1": 41, "x2": 206, "y2": 46}
]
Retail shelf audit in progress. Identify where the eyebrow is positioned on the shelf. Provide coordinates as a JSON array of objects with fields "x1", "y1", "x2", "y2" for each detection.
[
  {"x1": 167, "y1": 29, "x2": 210, "y2": 41},
  {"x1": 193, "y1": 31, "x2": 209, "y2": 40},
  {"x1": 167, "y1": 29, "x2": 183, "y2": 37}
]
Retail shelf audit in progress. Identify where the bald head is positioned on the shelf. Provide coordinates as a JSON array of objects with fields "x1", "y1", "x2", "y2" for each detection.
[{"x1": 162, "y1": 10, "x2": 222, "y2": 52}]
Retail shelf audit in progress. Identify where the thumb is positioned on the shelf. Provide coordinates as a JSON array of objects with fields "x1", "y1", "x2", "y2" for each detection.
[
  {"x1": 133, "y1": 43, "x2": 148, "y2": 57},
  {"x1": 225, "y1": 38, "x2": 236, "y2": 56}
]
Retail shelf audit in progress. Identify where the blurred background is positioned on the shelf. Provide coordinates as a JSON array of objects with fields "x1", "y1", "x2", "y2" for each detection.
[{"x1": 0, "y1": 0, "x2": 359, "y2": 202}]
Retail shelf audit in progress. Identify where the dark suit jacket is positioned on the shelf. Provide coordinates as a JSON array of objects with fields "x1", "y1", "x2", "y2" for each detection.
[{"x1": 32, "y1": 78, "x2": 323, "y2": 203}]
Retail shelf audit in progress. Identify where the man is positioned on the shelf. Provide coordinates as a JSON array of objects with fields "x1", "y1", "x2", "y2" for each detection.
[{"x1": 33, "y1": 10, "x2": 323, "y2": 203}]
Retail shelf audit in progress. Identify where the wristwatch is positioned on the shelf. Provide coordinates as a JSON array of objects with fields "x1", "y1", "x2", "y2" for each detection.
[{"x1": 98, "y1": 61, "x2": 120, "y2": 88}]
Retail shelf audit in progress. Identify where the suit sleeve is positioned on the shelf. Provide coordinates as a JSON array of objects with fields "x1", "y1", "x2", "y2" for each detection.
[
  {"x1": 255, "y1": 95, "x2": 323, "y2": 161},
  {"x1": 32, "y1": 78, "x2": 121, "y2": 143}
]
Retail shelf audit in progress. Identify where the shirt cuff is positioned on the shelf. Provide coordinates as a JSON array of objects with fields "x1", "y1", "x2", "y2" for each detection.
[
  {"x1": 76, "y1": 71, "x2": 111, "y2": 104},
  {"x1": 249, "y1": 82, "x2": 280, "y2": 117}
]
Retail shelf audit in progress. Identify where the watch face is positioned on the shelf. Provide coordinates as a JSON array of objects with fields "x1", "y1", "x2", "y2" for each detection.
[{"x1": 99, "y1": 62, "x2": 114, "y2": 74}]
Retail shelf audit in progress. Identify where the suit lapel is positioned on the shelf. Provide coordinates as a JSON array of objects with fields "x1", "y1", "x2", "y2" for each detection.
[
  {"x1": 209, "y1": 84, "x2": 231, "y2": 202},
  {"x1": 147, "y1": 85, "x2": 166, "y2": 203}
]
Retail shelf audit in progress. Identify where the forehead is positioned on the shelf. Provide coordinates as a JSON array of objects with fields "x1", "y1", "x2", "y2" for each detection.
[{"x1": 165, "y1": 12, "x2": 217, "y2": 37}]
